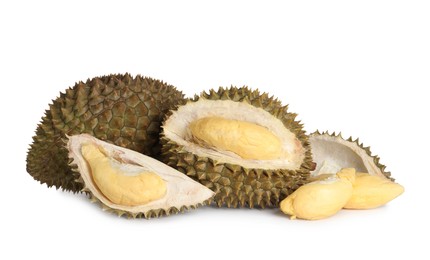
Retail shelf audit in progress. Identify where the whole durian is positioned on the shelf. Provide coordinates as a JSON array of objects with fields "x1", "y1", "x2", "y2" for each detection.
[
  {"x1": 27, "y1": 74, "x2": 185, "y2": 192},
  {"x1": 161, "y1": 87, "x2": 314, "y2": 208}
]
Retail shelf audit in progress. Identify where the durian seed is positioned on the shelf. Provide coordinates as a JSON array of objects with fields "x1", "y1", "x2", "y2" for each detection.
[
  {"x1": 81, "y1": 144, "x2": 167, "y2": 206},
  {"x1": 280, "y1": 168, "x2": 356, "y2": 220},
  {"x1": 344, "y1": 172, "x2": 404, "y2": 209},
  {"x1": 189, "y1": 116, "x2": 283, "y2": 160}
]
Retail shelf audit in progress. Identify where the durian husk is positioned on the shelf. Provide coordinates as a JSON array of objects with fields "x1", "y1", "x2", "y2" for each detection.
[
  {"x1": 309, "y1": 131, "x2": 393, "y2": 180},
  {"x1": 68, "y1": 134, "x2": 215, "y2": 219},
  {"x1": 27, "y1": 74, "x2": 185, "y2": 192},
  {"x1": 161, "y1": 87, "x2": 314, "y2": 208}
]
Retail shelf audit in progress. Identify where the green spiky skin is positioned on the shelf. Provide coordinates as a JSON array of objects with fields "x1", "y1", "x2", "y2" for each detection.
[
  {"x1": 27, "y1": 74, "x2": 185, "y2": 192},
  {"x1": 161, "y1": 87, "x2": 314, "y2": 208},
  {"x1": 311, "y1": 131, "x2": 394, "y2": 181},
  {"x1": 85, "y1": 191, "x2": 212, "y2": 219}
]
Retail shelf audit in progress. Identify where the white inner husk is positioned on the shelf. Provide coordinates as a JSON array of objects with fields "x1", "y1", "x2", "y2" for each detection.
[
  {"x1": 163, "y1": 99, "x2": 305, "y2": 170},
  {"x1": 68, "y1": 134, "x2": 214, "y2": 214},
  {"x1": 309, "y1": 134, "x2": 386, "y2": 178}
]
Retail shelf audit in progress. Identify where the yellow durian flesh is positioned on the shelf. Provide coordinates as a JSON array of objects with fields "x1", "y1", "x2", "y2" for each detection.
[
  {"x1": 81, "y1": 144, "x2": 167, "y2": 206},
  {"x1": 344, "y1": 172, "x2": 404, "y2": 209},
  {"x1": 189, "y1": 116, "x2": 283, "y2": 160},
  {"x1": 280, "y1": 168, "x2": 356, "y2": 220}
]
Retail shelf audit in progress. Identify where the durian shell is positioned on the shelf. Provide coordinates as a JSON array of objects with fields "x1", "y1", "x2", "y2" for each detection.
[
  {"x1": 161, "y1": 87, "x2": 314, "y2": 208},
  {"x1": 309, "y1": 131, "x2": 393, "y2": 180},
  {"x1": 68, "y1": 134, "x2": 214, "y2": 218},
  {"x1": 27, "y1": 74, "x2": 185, "y2": 192}
]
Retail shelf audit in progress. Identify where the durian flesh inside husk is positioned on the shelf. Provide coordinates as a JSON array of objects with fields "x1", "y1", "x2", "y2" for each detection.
[
  {"x1": 80, "y1": 144, "x2": 167, "y2": 206},
  {"x1": 68, "y1": 134, "x2": 215, "y2": 218},
  {"x1": 309, "y1": 131, "x2": 392, "y2": 180},
  {"x1": 162, "y1": 87, "x2": 313, "y2": 208},
  {"x1": 164, "y1": 99, "x2": 305, "y2": 169},
  {"x1": 26, "y1": 74, "x2": 185, "y2": 192}
]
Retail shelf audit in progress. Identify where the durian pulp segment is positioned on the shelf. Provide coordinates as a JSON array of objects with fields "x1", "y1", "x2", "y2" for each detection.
[
  {"x1": 344, "y1": 172, "x2": 404, "y2": 209},
  {"x1": 81, "y1": 144, "x2": 167, "y2": 206},
  {"x1": 189, "y1": 117, "x2": 284, "y2": 160},
  {"x1": 164, "y1": 99, "x2": 305, "y2": 170},
  {"x1": 280, "y1": 168, "x2": 356, "y2": 220}
]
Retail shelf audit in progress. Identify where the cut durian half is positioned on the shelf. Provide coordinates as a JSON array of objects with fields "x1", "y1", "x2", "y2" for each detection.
[
  {"x1": 67, "y1": 134, "x2": 215, "y2": 218},
  {"x1": 164, "y1": 99, "x2": 305, "y2": 169},
  {"x1": 162, "y1": 87, "x2": 314, "y2": 208},
  {"x1": 309, "y1": 131, "x2": 392, "y2": 180}
]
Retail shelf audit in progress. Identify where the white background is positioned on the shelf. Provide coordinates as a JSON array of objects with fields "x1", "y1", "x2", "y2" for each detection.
[{"x1": 1, "y1": 0, "x2": 429, "y2": 259}]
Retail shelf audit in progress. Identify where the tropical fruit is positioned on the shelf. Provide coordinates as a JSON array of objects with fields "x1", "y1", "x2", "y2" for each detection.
[
  {"x1": 161, "y1": 87, "x2": 314, "y2": 208},
  {"x1": 27, "y1": 74, "x2": 185, "y2": 192},
  {"x1": 68, "y1": 134, "x2": 214, "y2": 218}
]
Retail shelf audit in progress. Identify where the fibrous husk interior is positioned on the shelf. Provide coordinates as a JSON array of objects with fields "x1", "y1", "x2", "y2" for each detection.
[{"x1": 310, "y1": 133, "x2": 388, "y2": 179}]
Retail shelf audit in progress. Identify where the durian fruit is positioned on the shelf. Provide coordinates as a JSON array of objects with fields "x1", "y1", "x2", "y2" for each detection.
[
  {"x1": 309, "y1": 131, "x2": 392, "y2": 180},
  {"x1": 161, "y1": 87, "x2": 314, "y2": 208},
  {"x1": 344, "y1": 172, "x2": 404, "y2": 209},
  {"x1": 68, "y1": 134, "x2": 215, "y2": 218},
  {"x1": 280, "y1": 168, "x2": 356, "y2": 220},
  {"x1": 27, "y1": 74, "x2": 185, "y2": 192}
]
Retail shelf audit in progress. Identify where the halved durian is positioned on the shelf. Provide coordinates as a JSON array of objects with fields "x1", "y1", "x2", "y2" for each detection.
[
  {"x1": 161, "y1": 87, "x2": 314, "y2": 208},
  {"x1": 67, "y1": 134, "x2": 215, "y2": 218},
  {"x1": 309, "y1": 131, "x2": 392, "y2": 180}
]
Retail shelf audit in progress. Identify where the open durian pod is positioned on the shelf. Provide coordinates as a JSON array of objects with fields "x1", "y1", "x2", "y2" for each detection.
[
  {"x1": 309, "y1": 131, "x2": 392, "y2": 180},
  {"x1": 278, "y1": 131, "x2": 404, "y2": 220},
  {"x1": 161, "y1": 87, "x2": 314, "y2": 208},
  {"x1": 68, "y1": 134, "x2": 214, "y2": 218}
]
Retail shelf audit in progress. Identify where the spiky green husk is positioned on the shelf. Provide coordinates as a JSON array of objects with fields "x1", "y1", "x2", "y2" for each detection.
[
  {"x1": 27, "y1": 74, "x2": 185, "y2": 192},
  {"x1": 310, "y1": 131, "x2": 393, "y2": 181},
  {"x1": 161, "y1": 87, "x2": 314, "y2": 208},
  {"x1": 83, "y1": 192, "x2": 212, "y2": 219}
]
